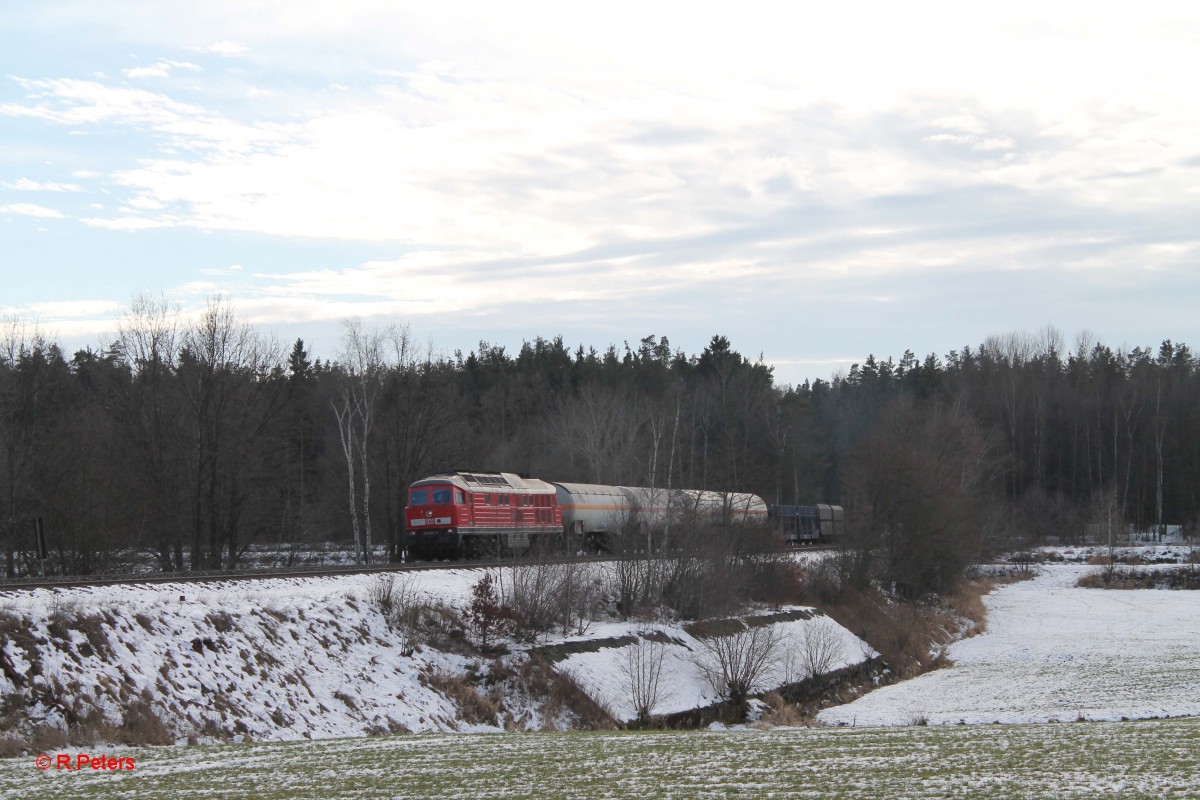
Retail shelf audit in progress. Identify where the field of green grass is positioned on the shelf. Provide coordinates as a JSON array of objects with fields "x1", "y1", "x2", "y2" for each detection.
[{"x1": 5, "y1": 718, "x2": 1198, "y2": 799}]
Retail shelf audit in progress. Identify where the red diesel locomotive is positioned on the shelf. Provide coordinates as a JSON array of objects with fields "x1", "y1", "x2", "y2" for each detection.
[{"x1": 404, "y1": 471, "x2": 563, "y2": 558}]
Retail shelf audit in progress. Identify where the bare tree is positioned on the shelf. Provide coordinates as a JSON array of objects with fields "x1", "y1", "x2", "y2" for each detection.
[
  {"x1": 109, "y1": 294, "x2": 187, "y2": 570},
  {"x1": 621, "y1": 632, "x2": 670, "y2": 724},
  {"x1": 549, "y1": 383, "x2": 644, "y2": 483},
  {"x1": 178, "y1": 296, "x2": 284, "y2": 569},
  {"x1": 1090, "y1": 486, "x2": 1123, "y2": 583},
  {"x1": 691, "y1": 622, "x2": 783, "y2": 706},
  {"x1": 331, "y1": 320, "x2": 397, "y2": 563},
  {"x1": 841, "y1": 397, "x2": 993, "y2": 597},
  {"x1": 378, "y1": 335, "x2": 468, "y2": 561}
]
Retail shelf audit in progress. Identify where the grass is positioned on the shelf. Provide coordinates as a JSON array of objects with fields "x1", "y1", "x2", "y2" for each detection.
[{"x1": 4, "y1": 717, "x2": 1198, "y2": 799}]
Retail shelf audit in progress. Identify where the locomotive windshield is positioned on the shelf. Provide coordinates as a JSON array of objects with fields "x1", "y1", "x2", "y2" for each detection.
[{"x1": 409, "y1": 487, "x2": 454, "y2": 505}]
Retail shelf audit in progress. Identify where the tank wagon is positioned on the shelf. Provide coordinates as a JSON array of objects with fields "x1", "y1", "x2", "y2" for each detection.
[
  {"x1": 556, "y1": 483, "x2": 768, "y2": 552},
  {"x1": 405, "y1": 470, "x2": 768, "y2": 559}
]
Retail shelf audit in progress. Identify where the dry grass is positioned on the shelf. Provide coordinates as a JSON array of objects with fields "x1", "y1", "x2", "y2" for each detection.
[
  {"x1": 206, "y1": 611, "x2": 235, "y2": 634},
  {"x1": 115, "y1": 701, "x2": 175, "y2": 746},
  {"x1": 74, "y1": 613, "x2": 116, "y2": 661},
  {"x1": 0, "y1": 700, "x2": 176, "y2": 753},
  {"x1": 426, "y1": 670, "x2": 504, "y2": 727},
  {"x1": 943, "y1": 577, "x2": 1016, "y2": 637},
  {"x1": 521, "y1": 655, "x2": 616, "y2": 731},
  {"x1": 757, "y1": 691, "x2": 805, "y2": 727},
  {"x1": 819, "y1": 588, "x2": 955, "y2": 678}
]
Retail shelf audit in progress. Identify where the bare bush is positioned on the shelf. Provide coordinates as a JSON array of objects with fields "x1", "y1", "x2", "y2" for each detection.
[
  {"x1": 611, "y1": 555, "x2": 645, "y2": 619},
  {"x1": 368, "y1": 573, "x2": 423, "y2": 636},
  {"x1": 500, "y1": 561, "x2": 604, "y2": 641},
  {"x1": 796, "y1": 619, "x2": 842, "y2": 679},
  {"x1": 609, "y1": 551, "x2": 670, "y2": 619},
  {"x1": 502, "y1": 563, "x2": 558, "y2": 640},
  {"x1": 691, "y1": 622, "x2": 783, "y2": 706},
  {"x1": 620, "y1": 632, "x2": 671, "y2": 724}
]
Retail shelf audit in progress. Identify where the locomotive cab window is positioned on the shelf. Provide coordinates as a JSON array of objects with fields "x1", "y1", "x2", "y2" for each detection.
[
  {"x1": 432, "y1": 488, "x2": 452, "y2": 504},
  {"x1": 409, "y1": 489, "x2": 428, "y2": 505},
  {"x1": 455, "y1": 490, "x2": 465, "y2": 504}
]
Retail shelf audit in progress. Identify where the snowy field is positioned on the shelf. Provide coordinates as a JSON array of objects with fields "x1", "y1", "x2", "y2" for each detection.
[
  {"x1": 5, "y1": 718, "x2": 1199, "y2": 799},
  {"x1": 819, "y1": 563, "x2": 1200, "y2": 726}
]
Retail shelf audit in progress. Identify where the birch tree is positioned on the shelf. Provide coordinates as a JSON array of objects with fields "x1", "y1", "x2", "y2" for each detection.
[{"x1": 332, "y1": 320, "x2": 393, "y2": 563}]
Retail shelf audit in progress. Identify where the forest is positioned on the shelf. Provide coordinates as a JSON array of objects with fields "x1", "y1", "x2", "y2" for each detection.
[{"x1": 1, "y1": 295, "x2": 1197, "y2": 582}]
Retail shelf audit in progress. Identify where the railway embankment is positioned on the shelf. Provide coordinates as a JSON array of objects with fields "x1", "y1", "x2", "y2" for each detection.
[{"x1": 0, "y1": 565, "x2": 872, "y2": 753}]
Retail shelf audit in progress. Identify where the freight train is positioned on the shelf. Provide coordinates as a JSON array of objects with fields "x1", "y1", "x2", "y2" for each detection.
[{"x1": 403, "y1": 470, "x2": 840, "y2": 559}]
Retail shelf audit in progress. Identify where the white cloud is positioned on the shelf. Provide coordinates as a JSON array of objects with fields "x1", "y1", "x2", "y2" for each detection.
[
  {"x1": 3, "y1": 178, "x2": 84, "y2": 192},
  {"x1": 0, "y1": 203, "x2": 64, "y2": 218},
  {"x1": 24, "y1": 300, "x2": 123, "y2": 318},
  {"x1": 124, "y1": 65, "x2": 170, "y2": 79},
  {"x1": 123, "y1": 60, "x2": 202, "y2": 79},
  {"x1": 200, "y1": 41, "x2": 249, "y2": 57},
  {"x1": 79, "y1": 215, "x2": 172, "y2": 231}
]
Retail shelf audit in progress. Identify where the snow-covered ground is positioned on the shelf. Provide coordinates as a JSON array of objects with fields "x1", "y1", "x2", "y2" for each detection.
[
  {"x1": 9, "y1": 551, "x2": 1193, "y2": 744},
  {"x1": 0, "y1": 563, "x2": 870, "y2": 743},
  {"x1": 819, "y1": 563, "x2": 1200, "y2": 726}
]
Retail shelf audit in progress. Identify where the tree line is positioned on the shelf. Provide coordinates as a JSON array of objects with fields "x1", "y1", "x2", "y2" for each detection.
[{"x1": 1, "y1": 299, "x2": 1196, "y2": 584}]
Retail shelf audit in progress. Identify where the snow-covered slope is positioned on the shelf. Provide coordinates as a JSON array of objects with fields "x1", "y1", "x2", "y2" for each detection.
[
  {"x1": 818, "y1": 564, "x2": 1200, "y2": 726},
  {"x1": 0, "y1": 570, "x2": 521, "y2": 742},
  {"x1": 550, "y1": 613, "x2": 868, "y2": 722},
  {"x1": 0, "y1": 566, "x2": 872, "y2": 744}
]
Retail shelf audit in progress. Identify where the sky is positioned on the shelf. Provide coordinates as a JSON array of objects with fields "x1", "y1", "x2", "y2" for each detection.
[{"x1": 2, "y1": 2, "x2": 1198, "y2": 385}]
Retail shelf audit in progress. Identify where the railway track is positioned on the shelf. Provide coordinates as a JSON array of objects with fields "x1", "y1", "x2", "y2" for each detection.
[
  {"x1": 0, "y1": 556, "x2": 587, "y2": 593},
  {"x1": 0, "y1": 546, "x2": 835, "y2": 593}
]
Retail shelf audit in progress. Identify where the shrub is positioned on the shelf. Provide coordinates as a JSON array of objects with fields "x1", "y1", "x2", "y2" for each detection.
[
  {"x1": 690, "y1": 622, "x2": 783, "y2": 708},
  {"x1": 621, "y1": 633, "x2": 670, "y2": 724},
  {"x1": 466, "y1": 573, "x2": 512, "y2": 649}
]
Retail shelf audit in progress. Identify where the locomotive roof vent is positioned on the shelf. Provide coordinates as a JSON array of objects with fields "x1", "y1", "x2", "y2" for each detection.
[{"x1": 459, "y1": 472, "x2": 512, "y2": 487}]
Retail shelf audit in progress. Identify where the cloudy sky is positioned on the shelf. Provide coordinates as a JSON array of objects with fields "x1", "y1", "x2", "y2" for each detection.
[{"x1": 2, "y1": 2, "x2": 1198, "y2": 384}]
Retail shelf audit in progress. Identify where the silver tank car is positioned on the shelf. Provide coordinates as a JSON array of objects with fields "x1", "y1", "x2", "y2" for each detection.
[
  {"x1": 554, "y1": 482, "x2": 767, "y2": 549},
  {"x1": 554, "y1": 482, "x2": 632, "y2": 537}
]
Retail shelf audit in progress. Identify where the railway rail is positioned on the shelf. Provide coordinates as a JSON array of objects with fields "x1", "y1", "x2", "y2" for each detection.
[{"x1": 0, "y1": 556, "x2": 583, "y2": 593}]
